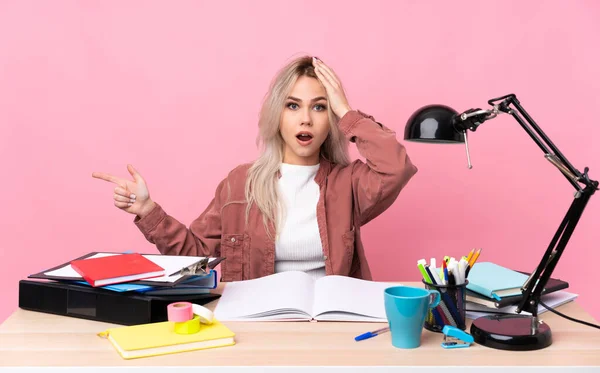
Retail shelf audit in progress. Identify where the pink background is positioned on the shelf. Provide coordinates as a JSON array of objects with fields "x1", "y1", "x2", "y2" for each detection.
[{"x1": 1, "y1": 0, "x2": 599, "y2": 324}]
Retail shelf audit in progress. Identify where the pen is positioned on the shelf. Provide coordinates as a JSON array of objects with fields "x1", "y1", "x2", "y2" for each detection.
[
  {"x1": 429, "y1": 265, "x2": 443, "y2": 285},
  {"x1": 424, "y1": 265, "x2": 436, "y2": 285},
  {"x1": 443, "y1": 260, "x2": 449, "y2": 284},
  {"x1": 466, "y1": 248, "x2": 475, "y2": 263},
  {"x1": 458, "y1": 258, "x2": 469, "y2": 284},
  {"x1": 423, "y1": 264, "x2": 436, "y2": 324},
  {"x1": 355, "y1": 326, "x2": 390, "y2": 341},
  {"x1": 448, "y1": 261, "x2": 460, "y2": 285},
  {"x1": 472, "y1": 248, "x2": 482, "y2": 264},
  {"x1": 448, "y1": 270, "x2": 456, "y2": 286},
  {"x1": 466, "y1": 248, "x2": 482, "y2": 277},
  {"x1": 439, "y1": 262, "x2": 445, "y2": 282},
  {"x1": 423, "y1": 269, "x2": 446, "y2": 327},
  {"x1": 417, "y1": 260, "x2": 433, "y2": 284},
  {"x1": 468, "y1": 248, "x2": 481, "y2": 268}
]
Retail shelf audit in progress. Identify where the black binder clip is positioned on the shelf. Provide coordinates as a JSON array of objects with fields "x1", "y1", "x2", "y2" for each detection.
[{"x1": 171, "y1": 257, "x2": 210, "y2": 277}]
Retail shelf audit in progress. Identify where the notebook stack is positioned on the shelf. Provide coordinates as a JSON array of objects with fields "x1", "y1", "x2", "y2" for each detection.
[
  {"x1": 464, "y1": 262, "x2": 578, "y2": 319},
  {"x1": 28, "y1": 251, "x2": 223, "y2": 293},
  {"x1": 20, "y1": 251, "x2": 237, "y2": 360},
  {"x1": 20, "y1": 251, "x2": 224, "y2": 325}
]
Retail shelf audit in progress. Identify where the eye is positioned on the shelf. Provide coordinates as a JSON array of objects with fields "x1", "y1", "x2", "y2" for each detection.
[
  {"x1": 286, "y1": 102, "x2": 299, "y2": 110},
  {"x1": 314, "y1": 104, "x2": 327, "y2": 111}
]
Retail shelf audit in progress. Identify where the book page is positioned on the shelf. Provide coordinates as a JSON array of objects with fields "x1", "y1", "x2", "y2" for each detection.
[
  {"x1": 213, "y1": 271, "x2": 315, "y2": 321},
  {"x1": 312, "y1": 276, "x2": 395, "y2": 322}
]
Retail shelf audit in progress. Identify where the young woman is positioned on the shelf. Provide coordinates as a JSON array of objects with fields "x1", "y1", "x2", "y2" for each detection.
[{"x1": 92, "y1": 56, "x2": 417, "y2": 281}]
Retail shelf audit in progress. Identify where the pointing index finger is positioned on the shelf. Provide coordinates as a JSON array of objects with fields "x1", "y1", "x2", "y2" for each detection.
[{"x1": 92, "y1": 172, "x2": 126, "y2": 187}]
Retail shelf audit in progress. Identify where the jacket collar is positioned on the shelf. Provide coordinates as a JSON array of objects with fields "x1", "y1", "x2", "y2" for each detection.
[{"x1": 315, "y1": 156, "x2": 332, "y2": 185}]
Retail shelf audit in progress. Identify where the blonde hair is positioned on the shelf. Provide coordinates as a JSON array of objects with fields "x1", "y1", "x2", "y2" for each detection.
[{"x1": 244, "y1": 55, "x2": 351, "y2": 238}]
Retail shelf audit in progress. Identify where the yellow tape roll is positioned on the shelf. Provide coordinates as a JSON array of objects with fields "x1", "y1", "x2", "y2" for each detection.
[{"x1": 174, "y1": 315, "x2": 201, "y2": 335}]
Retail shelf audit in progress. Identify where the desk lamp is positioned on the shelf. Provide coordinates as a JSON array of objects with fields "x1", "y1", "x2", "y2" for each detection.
[{"x1": 404, "y1": 93, "x2": 598, "y2": 351}]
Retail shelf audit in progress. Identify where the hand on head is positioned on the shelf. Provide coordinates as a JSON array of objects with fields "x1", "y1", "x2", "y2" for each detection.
[
  {"x1": 311, "y1": 57, "x2": 352, "y2": 119},
  {"x1": 92, "y1": 164, "x2": 156, "y2": 218}
]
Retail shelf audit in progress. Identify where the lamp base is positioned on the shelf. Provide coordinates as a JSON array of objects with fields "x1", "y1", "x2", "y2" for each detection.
[{"x1": 470, "y1": 314, "x2": 552, "y2": 351}]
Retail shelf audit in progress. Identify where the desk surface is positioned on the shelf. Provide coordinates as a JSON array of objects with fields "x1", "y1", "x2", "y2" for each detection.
[{"x1": 1, "y1": 281, "x2": 599, "y2": 367}]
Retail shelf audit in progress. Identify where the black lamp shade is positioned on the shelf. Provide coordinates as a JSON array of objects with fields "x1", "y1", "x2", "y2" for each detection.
[{"x1": 404, "y1": 104, "x2": 464, "y2": 143}]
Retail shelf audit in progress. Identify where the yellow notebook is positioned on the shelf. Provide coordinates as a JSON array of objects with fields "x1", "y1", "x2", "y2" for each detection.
[{"x1": 98, "y1": 319, "x2": 235, "y2": 359}]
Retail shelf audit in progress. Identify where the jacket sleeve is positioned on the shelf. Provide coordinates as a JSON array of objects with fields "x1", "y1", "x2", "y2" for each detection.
[
  {"x1": 339, "y1": 110, "x2": 418, "y2": 226},
  {"x1": 133, "y1": 178, "x2": 226, "y2": 257}
]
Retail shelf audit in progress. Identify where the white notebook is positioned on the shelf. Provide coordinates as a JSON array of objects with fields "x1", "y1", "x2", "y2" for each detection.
[{"x1": 213, "y1": 271, "x2": 395, "y2": 322}]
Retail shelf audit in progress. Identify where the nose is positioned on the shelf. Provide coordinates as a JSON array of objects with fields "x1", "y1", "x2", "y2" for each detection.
[{"x1": 300, "y1": 108, "x2": 312, "y2": 126}]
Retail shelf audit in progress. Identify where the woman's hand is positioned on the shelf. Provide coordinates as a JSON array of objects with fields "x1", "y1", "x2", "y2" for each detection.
[
  {"x1": 92, "y1": 164, "x2": 156, "y2": 218},
  {"x1": 312, "y1": 57, "x2": 352, "y2": 119}
]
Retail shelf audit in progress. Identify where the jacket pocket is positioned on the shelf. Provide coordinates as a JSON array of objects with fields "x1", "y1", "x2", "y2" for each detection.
[
  {"x1": 342, "y1": 227, "x2": 356, "y2": 270},
  {"x1": 220, "y1": 233, "x2": 246, "y2": 282}
]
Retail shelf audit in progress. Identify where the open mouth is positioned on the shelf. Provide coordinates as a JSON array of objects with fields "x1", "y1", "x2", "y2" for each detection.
[
  {"x1": 295, "y1": 132, "x2": 314, "y2": 146},
  {"x1": 296, "y1": 132, "x2": 314, "y2": 142}
]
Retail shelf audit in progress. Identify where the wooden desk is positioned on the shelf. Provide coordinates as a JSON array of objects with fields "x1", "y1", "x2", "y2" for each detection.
[{"x1": 1, "y1": 282, "x2": 599, "y2": 367}]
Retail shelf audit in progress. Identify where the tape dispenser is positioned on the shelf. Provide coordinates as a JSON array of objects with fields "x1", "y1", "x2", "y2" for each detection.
[{"x1": 167, "y1": 302, "x2": 214, "y2": 335}]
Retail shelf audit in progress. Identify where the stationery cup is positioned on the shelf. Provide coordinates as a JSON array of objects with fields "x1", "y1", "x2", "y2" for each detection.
[
  {"x1": 422, "y1": 279, "x2": 468, "y2": 332},
  {"x1": 384, "y1": 286, "x2": 441, "y2": 349}
]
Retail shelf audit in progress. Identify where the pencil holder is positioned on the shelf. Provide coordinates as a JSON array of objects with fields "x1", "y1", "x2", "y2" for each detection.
[{"x1": 422, "y1": 280, "x2": 468, "y2": 332}]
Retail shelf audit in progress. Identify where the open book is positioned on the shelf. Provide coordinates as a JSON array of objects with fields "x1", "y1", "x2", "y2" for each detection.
[{"x1": 213, "y1": 271, "x2": 395, "y2": 322}]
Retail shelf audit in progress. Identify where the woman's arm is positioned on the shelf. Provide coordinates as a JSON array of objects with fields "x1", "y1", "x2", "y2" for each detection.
[
  {"x1": 311, "y1": 58, "x2": 417, "y2": 225},
  {"x1": 134, "y1": 178, "x2": 226, "y2": 257},
  {"x1": 340, "y1": 110, "x2": 418, "y2": 226}
]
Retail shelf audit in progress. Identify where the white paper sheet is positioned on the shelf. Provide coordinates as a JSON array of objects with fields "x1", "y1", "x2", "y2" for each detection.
[
  {"x1": 213, "y1": 271, "x2": 315, "y2": 321},
  {"x1": 312, "y1": 275, "x2": 393, "y2": 321}
]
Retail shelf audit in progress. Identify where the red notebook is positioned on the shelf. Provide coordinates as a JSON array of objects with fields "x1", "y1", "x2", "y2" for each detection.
[{"x1": 70, "y1": 253, "x2": 165, "y2": 287}]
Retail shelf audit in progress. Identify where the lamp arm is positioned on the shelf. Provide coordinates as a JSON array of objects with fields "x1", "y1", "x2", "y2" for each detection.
[
  {"x1": 490, "y1": 94, "x2": 594, "y2": 192},
  {"x1": 457, "y1": 94, "x2": 598, "y2": 320}
]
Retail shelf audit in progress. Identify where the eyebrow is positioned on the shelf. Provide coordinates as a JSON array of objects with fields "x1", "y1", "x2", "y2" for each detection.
[{"x1": 287, "y1": 96, "x2": 328, "y2": 103}]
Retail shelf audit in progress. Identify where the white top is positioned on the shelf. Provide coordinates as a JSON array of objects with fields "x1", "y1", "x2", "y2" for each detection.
[{"x1": 275, "y1": 163, "x2": 325, "y2": 280}]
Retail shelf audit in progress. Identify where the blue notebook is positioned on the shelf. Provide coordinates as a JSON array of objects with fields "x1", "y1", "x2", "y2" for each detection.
[{"x1": 466, "y1": 262, "x2": 529, "y2": 300}]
